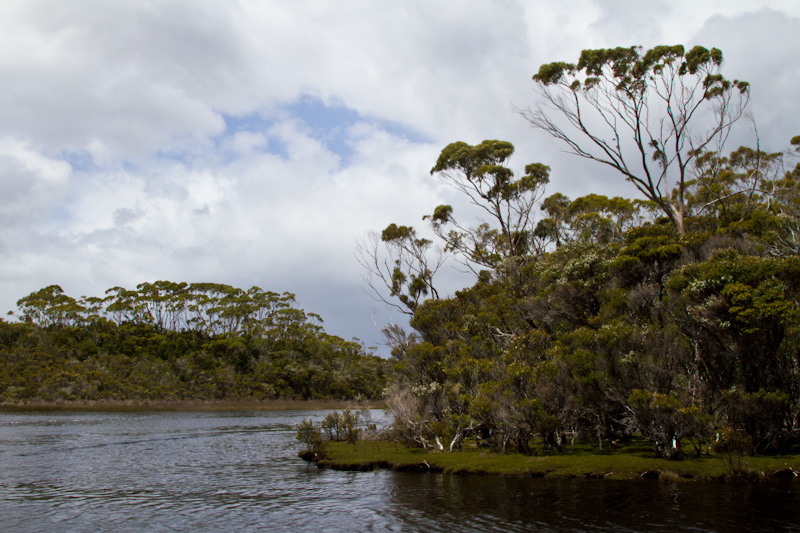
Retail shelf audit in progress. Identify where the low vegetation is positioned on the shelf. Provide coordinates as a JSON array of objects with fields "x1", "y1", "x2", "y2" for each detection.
[
  {"x1": 313, "y1": 439, "x2": 800, "y2": 481},
  {"x1": 297, "y1": 410, "x2": 800, "y2": 481}
]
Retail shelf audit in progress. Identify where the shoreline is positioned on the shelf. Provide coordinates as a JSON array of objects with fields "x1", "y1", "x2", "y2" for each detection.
[
  {"x1": 304, "y1": 440, "x2": 800, "y2": 482},
  {"x1": 0, "y1": 399, "x2": 385, "y2": 412}
]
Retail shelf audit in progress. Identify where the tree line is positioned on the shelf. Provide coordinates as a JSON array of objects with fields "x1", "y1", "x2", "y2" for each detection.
[
  {"x1": 1, "y1": 282, "x2": 389, "y2": 403},
  {"x1": 365, "y1": 45, "x2": 800, "y2": 458}
]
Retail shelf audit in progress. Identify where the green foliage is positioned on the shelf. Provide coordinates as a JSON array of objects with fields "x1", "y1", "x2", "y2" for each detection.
[
  {"x1": 380, "y1": 142, "x2": 800, "y2": 459},
  {"x1": 712, "y1": 427, "x2": 755, "y2": 475},
  {"x1": 536, "y1": 193, "x2": 647, "y2": 249},
  {"x1": 368, "y1": 46, "x2": 800, "y2": 462},
  {"x1": 526, "y1": 44, "x2": 751, "y2": 235},
  {"x1": 627, "y1": 390, "x2": 710, "y2": 459},
  {"x1": 296, "y1": 418, "x2": 328, "y2": 459},
  {"x1": 321, "y1": 408, "x2": 364, "y2": 444},
  {"x1": 426, "y1": 139, "x2": 550, "y2": 269},
  {"x1": 1, "y1": 282, "x2": 391, "y2": 404},
  {"x1": 297, "y1": 408, "x2": 374, "y2": 460}
]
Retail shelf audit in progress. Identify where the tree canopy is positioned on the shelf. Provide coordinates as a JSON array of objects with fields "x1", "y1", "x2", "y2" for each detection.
[
  {"x1": 520, "y1": 45, "x2": 750, "y2": 235},
  {"x1": 2, "y1": 282, "x2": 390, "y2": 403},
  {"x1": 428, "y1": 140, "x2": 550, "y2": 271}
]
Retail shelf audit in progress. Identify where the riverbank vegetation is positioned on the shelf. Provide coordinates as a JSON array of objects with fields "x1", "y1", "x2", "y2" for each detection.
[
  {"x1": 357, "y1": 45, "x2": 800, "y2": 463},
  {"x1": 298, "y1": 412, "x2": 799, "y2": 481},
  {"x1": 311, "y1": 439, "x2": 800, "y2": 481},
  {"x1": 0, "y1": 283, "x2": 390, "y2": 404}
]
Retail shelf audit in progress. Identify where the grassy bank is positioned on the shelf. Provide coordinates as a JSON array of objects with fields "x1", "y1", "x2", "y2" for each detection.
[
  {"x1": 309, "y1": 439, "x2": 800, "y2": 481},
  {"x1": 0, "y1": 399, "x2": 386, "y2": 412}
]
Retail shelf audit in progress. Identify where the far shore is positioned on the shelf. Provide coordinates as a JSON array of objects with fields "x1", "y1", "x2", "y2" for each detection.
[{"x1": 0, "y1": 399, "x2": 386, "y2": 412}]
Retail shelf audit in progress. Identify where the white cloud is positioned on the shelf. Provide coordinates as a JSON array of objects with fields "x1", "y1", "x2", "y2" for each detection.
[{"x1": 0, "y1": 0, "x2": 798, "y2": 352}]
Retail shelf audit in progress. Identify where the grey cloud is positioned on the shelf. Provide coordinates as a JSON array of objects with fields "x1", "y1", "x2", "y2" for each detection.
[
  {"x1": 0, "y1": 141, "x2": 70, "y2": 225},
  {"x1": 691, "y1": 9, "x2": 800, "y2": 150},
  {"x1": 112, "y1": 207, "x2": 141, "y2": 226}
]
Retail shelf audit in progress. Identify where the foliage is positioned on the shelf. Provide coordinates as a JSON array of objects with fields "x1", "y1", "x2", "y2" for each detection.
[
  {"x1": 356, "y1": 225, "x2": 446, "y2": 315},
  {"x1": 297, "y1": 407, "x2": 375, "y2": 459},
  {"x1": 1, "y1": 282, "x2": 391, "y2": 404},
  {"x1": 360, "y1": 59, "x2": 800, "y2": 458},
  {"x1": 521, "y1": 45, "x2": 750, "y2": 235},
  {"x1": 712, "y1": 427, "x2": 755, "y2": 475},
  {"x1": 427, "y1": 140, "x2": 550, "y2": 271},
  {"x1": 296, "y1": 418, "x2": 328, "y2": 459},
  {"x1": 321, "y1": 407, "x2": 365, "y2": 444}
]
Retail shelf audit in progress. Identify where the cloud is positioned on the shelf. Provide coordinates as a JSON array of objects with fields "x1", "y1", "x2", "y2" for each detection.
[
  {"x1": 1, "y1": 1, "x2": 799, "y2": 353},
  {"x1": 690, "y1": 8, "x2": 800, "y2": 149},
  {"x1": 0, "y1": 138, "x2": 71, "y2": 225}
]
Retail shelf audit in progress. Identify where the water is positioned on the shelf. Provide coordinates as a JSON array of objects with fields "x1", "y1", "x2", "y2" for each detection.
[{"x1": 1, "y1": 410, "x2": 798, "y2": 532}]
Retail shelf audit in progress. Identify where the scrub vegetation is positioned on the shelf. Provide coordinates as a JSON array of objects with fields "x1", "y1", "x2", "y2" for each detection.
[
  {"x1": 349, "y1": 45, "x2": 800, "y2": 468},
  {"x1": 0, "y1": 282, "x2": 389, "y2": 404}
]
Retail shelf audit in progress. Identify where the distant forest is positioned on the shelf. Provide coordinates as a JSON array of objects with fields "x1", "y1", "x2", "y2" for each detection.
[{"x1": 0, "y1": 282, "x2": 389, "y2": 403}]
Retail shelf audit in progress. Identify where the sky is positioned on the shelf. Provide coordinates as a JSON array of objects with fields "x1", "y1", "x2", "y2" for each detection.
[{"x1": 1, "y1": 1, "x2": 799, "y2": 355}]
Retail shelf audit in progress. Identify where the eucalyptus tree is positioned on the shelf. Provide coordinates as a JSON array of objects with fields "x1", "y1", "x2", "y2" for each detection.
[
  {"x1": 7, "y1": 281, "x2": 391, "y2": 402},
  {"x1": 536, "y1": 192, "x2": 647, "y2": 248},
  {"x1": 521, "y1": 45, "x2": 750, "y2": 235},
  {"x1": 132, "y1": 281, "x2": 189, "y2": 331},
  {"x1": 427, "y1": 140, "x2": 550, "y2": 272},
  {"x1": 16, "y1": 285, "x2": 86, "y2": 328},
  {"x1": 686, "y1": 143, "x2": 791, "y2": 226},
  {"x1": 105, "y1": 286, "x2": 144, "y2": 324},
  {"x1": 769, "y1": 136, "x2": 800, "y2": 256},
  {"x1": 356, "y1": 223, "x2": 446, "y2": 315}
]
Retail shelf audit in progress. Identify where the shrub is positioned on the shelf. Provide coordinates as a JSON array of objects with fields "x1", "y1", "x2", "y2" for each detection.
[{"x1": 296, "y1": 418, "x2": 328, "y2": 459}]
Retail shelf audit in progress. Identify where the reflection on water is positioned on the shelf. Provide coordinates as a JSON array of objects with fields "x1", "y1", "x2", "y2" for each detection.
[{"x1": 1, "y1": 410, "x2": 798, "y2": 532}]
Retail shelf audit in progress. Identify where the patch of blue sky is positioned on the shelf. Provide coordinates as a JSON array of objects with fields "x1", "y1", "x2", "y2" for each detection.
[
  {"x1": 60, "y1": 149, "x2": 98, "y2": 172},
  {"x1": 218, "y1": 112, "x2": 289, "y2": 161},
  {"x1": 60, "y1": 148, "x2": 143, "y2": 175},
  {"x1": 285, "y1": 95, "x2": 359, "y2": 163},
  {"x1": 218, "y1": 94, "x2": 430, "y2": 167}
]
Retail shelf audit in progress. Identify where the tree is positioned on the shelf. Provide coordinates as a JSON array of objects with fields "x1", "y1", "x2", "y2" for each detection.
[
  {"x1": 536, "y1": 192, "x2": 647, "y2": 248},
  {"x1": 687, "y1": 143, "x2": 788, "y2": 226},
  {"x1": 535, "y1": 192, "x2": 572, "y2": 249},
  {"x1": 520, "y1": 45, "x2": 750, "y2": 235},
  {"x1": 355, "y1": 223, "x2": 446, "y2": 315},
  {"x1": 427, "y1": 140, "x2": 550, "y2": 272},
  {"x1": 6, "y1": 282, "x2": 391, "y2": 403},
  {"x1": 770, "y1": 135, "x2": 800, "y2": 256},
  {"x1": 16, "y1": 285, "x2": 85, "y2": 328}
]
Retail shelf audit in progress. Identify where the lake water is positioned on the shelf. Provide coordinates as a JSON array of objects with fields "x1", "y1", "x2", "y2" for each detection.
[{"x1": 1, "y1": 410, "x2": 798, "y2": 532}]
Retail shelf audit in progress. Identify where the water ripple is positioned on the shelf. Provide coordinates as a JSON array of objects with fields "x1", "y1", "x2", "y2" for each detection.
[{"x1": 1, "y1": 410, "x2": 799, "y2": 532}]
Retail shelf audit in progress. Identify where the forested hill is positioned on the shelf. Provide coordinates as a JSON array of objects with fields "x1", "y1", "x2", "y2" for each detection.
[{"x1": 0, "y1": 282, "x2": 389, "y2": 403}]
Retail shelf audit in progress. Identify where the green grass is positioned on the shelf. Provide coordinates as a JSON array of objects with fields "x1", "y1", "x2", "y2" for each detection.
[{"x1": 312, "y1": 438, "x2": 800, "y2": 481}]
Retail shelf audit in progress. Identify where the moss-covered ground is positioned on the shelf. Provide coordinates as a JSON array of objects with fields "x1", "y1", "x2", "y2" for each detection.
[{"x1": 311, "y1": 438, "x2": 800, "y2": 481}]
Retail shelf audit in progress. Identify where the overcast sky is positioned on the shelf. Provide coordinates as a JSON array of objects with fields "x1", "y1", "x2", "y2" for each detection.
[{"x1": 1, "y1": 1, "x2": 798, "y2": 355}]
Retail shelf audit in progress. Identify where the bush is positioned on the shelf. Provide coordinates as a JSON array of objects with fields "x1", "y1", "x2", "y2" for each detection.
[
  {"x1": 321, "y1": 408, "x2": 363, "y2": 444},
  {"x1": 712, "y1": 427, "x2": 754, "y2": 475},
  {"x1": 296, "y1": 418, "x2": 328, "y2": 459}
]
